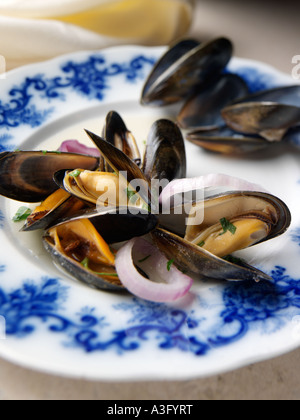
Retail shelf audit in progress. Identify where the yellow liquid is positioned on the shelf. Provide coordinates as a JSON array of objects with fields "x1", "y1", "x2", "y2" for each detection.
[{"x1": 52, "y1": 0, "x2": 193, "y2": 45}]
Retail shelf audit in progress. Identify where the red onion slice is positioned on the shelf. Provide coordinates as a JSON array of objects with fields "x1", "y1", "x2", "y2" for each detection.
[
  {"x1": 59, "y1": 140, "x2": 101, "y2": 157},
  {"x1": 160, "y1": 173, "x2": 268, "y2": 206},
  {"x1": 115, "y1": 238, "x2": 193, "y2": 303}
]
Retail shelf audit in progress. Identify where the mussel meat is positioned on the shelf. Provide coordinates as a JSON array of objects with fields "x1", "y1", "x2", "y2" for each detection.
[
  {"x1": 55, "y1": 169, "x2": 140, "y2": 208},
  {"x1": 22, "y1": 189, "x2": 86, "y2": 232},
  {"x1": 154, "y1": 190, "x2": 291, "y2": 282},
  {"x1": 44, "y1": 217, "x2": 122, "y2": 291},
  {"x1": 43, "y1": 207, "x2": 158, "y2": 291}
]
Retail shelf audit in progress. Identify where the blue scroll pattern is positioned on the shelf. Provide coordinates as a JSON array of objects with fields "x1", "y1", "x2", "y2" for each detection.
[
  {"x1": 0, "y1": 265, "x2": 300, "y2": 357},
  {"x1": 0, "y1": 55, "x2": 155, "y2": 132}
]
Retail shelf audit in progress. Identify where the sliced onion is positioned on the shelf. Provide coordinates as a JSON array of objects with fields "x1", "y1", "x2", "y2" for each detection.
[
  {"x1": 115, "y1": 238, "x2": 193, "y2": 303},
  {"x1": 58, "y1": 140, "x2": 101, "y2": 157},
  {"x1": 160, "y1": 173, "x2": 268, "y2": 207}
]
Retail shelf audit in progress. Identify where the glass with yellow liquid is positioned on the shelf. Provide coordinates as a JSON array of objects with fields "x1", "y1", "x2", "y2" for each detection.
[
  {"x1": 26, "y1": 0, "x2": 194, "y2": 46},
  {"x1": 51, "y1": 0, "x2": 195, "y2": 45},
  {"x1": 0, "y1": 0, "x2": 195, "y2": 69}
]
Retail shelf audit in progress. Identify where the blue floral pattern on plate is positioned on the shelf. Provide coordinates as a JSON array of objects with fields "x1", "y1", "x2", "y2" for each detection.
[
  {"x1": 0, "y1": 46, "x2": 299, "y2": 381},
  {"x1": 0, "y1": 55, "x2": 155, "y2": 133}
]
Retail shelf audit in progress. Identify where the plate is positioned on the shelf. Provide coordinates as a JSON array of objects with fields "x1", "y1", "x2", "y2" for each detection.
[{"x1": 0, "y1": 45, "x2": 300, "y2": 382}]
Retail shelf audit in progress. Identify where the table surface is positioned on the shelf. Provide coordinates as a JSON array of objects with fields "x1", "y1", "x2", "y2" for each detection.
[{"x1": 1, "y1": 0, "x2": 300, "y2": 400}]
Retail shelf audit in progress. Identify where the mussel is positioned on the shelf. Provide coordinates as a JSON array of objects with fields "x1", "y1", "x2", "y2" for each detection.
[
  {"x1": 141, "y1": 37, "x2": 300, "y2": 155},
  {"x1": 55, "y1": 169, "x2": 137, "y2": 208},
  {"x1": 188, "y1": 85, "x2": 300, "y2": 154},
  {"x1": 0, "y1": 151, "x2": 99, "y2": 202},
  {"x1": 186, "y1": 127, "x2": 271, "y2": 155},
  {"x1": 142, "y1": 119, "x2": 187, "y2": 182},
  {"x1": 0, "y1": 108, "x2": 292, "y2": 300},
  {"x1": 154, "y1": 190, "x2": 291, "y2": 282},
  {"x1": 141, "y1": 37, "x2": 233, "y2": 106},
  {"x1": 177, "y1": 74, "x2": 249, "y2": 130},
  {"x1": 102, "y1": 111, "x2": 141, "y2": 169},
  {"x1": 22, "y1": 189, "x2": 86, "y2": 232},
  {"x1": 43, "y1": 207, "x2": 158, "y2": 291},
  {"x1": 222, "y1": 102, "x2": 300, "y2": 142},
  {"x1": 44, "y1": 217, "x2": 122, "y2": 291}
]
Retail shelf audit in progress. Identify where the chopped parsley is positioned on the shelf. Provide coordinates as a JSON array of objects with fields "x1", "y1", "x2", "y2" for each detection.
[
  {"x1": 223, "y1": 255, "x2": 244, "y2": 265},
  {"x1": 126, "y1": 187, "x2": 139, "y2": 204},
  {"x1": 81, "y1": 257, "x2": 89, "y2": 268},
  {"x1": 69, "y1": 169, "x2": 82, "y2": 178},
  {"x1": 219, "y1": 218, "x2": 237, "y2": 236},
  {"x1": 95, "y1": 273, "x2": 119, "y2": 278},
  {"x1": 198, "y1": 241, "x2": 205, "y2": 248},
  {"x1": 167, "y1": 259, "x2": 175, "y2": 272},
  {"x1": 12, "y1": 206, "x2": 32, "y2": 222}
]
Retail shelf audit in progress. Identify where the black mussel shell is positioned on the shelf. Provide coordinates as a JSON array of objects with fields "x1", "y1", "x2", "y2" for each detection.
[
  {"x1": 141, "y1": 37, "x2": 233, "y2": 107},
  {"x1": 143, "y1": 119, "x2": 187, "y2": 182},
  {"x1": 0, "y1": 151, "x2": 99, "y2": 202},
  {"x1": 177, "y1": 74, "x2": 249, "y2": 130}
]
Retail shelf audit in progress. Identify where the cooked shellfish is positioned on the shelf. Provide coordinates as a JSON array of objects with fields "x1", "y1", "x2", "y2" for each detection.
[{"x1": 154, "y1": 190, "x2": 291, "y2": 282}]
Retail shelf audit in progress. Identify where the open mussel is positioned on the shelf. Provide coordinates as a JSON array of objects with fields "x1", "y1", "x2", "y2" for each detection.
[
  {"x1": 154, "y1": 190, "x2": 291, "y2": 283},
  {"x1": 67, "y1": 130, "x2": 152, "y2": 210},
  {"x1": 74, "y1": 120, "x2": 187, "y2": 209},
  {"x1": 22, "y1": 189, "x2": 87, "y2": 232},
  {"x1": 102, "y1": 111, "x2": 141, "y2": 168},
  {"x1": 55, "y1": 168, "x2": 147, "y2": 210},
  {"x1": 43, "y1": 206, "x2": 158, "y2": 291},
  {"x1": 141, "y1": 37, "x2": 233, "y2": 107},
  {"x1": 0, "y1": 151, "x2": 99, "y2": 202}
]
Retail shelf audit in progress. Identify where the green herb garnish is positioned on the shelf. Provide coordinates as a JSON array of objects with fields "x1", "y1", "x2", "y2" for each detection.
[
  {"x1": 219, "y1": 218, "x2": 237, "y2": 236},
  {"x1": 167, "y1": 259, "x2": 175, "y2": 272},
  {"x1": 81, "y1": 257, "x2": 89, "y2": 269},
  {"x1": 13, "y1": 206, "x2": 32, "y2": 222},
  {"x1": 69, "y1": 169, "x2": 82, "y2": 178},
  {"x1": 126, "y1": 187, "x2": 139, "y2": 204},
  {"x1": 95, "y1": 273, "x2": 119, "y2": 277},
  {"x1": 198, "y1": 241, "x2": 205, "y2": 248},
  {"x1": 142, "y1": 203, "x2": 151, "y2": 213},
  {"x1": 223, "y1": 255, "x2": 244, "y2": 265}
]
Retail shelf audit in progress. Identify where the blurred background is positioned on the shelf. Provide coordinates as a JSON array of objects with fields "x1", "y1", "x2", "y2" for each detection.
[
  {"x1": 0, "y1": 0, "x2": 299, "y2": 73},
  {"x1": 189, "y1": 0, "x2": 300, "y2": 74}
]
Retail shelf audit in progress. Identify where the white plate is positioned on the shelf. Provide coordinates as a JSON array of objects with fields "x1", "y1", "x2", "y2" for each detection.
[{"x1": 0, "y1": 45, "x2": 300, "y2": 381}]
